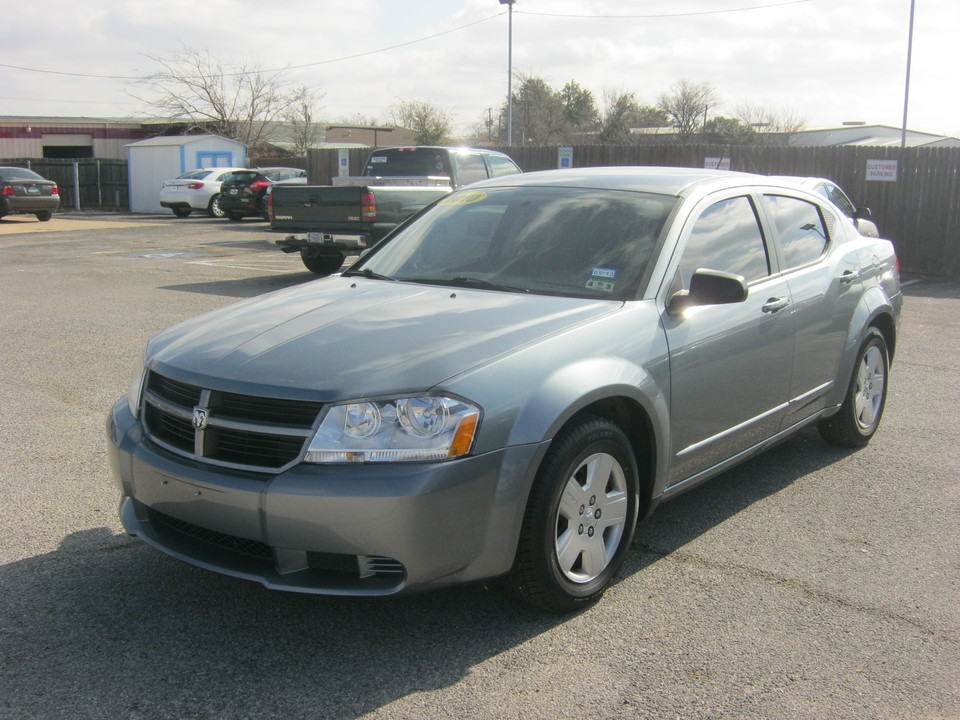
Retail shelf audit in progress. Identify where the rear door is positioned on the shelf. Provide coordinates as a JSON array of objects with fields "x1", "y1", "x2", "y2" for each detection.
[{"x1": 758, "y1": 192, "x2": 863, "y2": 428}]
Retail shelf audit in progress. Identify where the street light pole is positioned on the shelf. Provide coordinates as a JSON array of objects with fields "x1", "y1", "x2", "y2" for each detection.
[
  {"x1": 499, "y1": 0, "x2": 515, "y2": 146},
  {"x1": 901, "y1": 0, "x2": 916, "y2": 148}
]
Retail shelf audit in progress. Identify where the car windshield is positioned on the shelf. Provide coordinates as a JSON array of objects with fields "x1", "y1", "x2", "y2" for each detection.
[
  {"x1": 0, "y1": 168, "x2": 45, "y2": 181},
  {"x1": 357, "y1": 186, "x2": 675, "y2": 300}
]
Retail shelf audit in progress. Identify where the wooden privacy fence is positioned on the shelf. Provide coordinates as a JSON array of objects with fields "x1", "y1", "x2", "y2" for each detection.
[
  {"x1": 0, "y1": 158, "x2": 129, "y2": 211},
  {"x1": 307, "y1": 144, "x2": 960, "y2": 279}
]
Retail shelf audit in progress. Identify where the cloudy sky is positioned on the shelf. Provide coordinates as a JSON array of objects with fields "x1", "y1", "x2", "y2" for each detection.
[{"x1": 1, "y1": 0, "x2": 956, "y2": 138}]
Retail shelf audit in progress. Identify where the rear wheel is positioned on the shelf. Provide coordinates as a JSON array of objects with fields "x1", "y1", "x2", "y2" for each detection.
[
  {"x1": 818, "y1": 328, "x2": 889, "y2": 447},
  {"x1": 227, "y1": 211, "x2": 243, "y2": 221},
  {"x1": 35, "y1": 211, "x2": 53, "y2": 221},
  {"x1": 208, "y1": 194, "x2": 225, "y2": 218},
  {"x1": 172, "y1": 207, "x2": 192, "y2": 218},
  {"x1": 508, "y1": 417, "x2": 639, "y2": 612},
  {"x1": 300, "y1": 251, "x2": 344, "y2": 276}
]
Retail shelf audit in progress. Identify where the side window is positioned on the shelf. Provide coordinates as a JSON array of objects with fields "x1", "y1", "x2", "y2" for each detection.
[
  {"x1": 678, "y1": 196, "x2": 770, "y2": 287},
  {"x1": 762, "y1": 195, "x2": 829, "y2": 269},
  {"x1": 486, "y1": 154, "x2": 522, "y2": 178},
  {"x1": 456, "y1": 154, "x2": 489, "y2": 186}
]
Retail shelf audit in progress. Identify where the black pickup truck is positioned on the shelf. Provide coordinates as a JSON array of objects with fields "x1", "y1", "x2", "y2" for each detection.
[{"x1": 269, "y1": 146, "x2": 521, "y2": 275}]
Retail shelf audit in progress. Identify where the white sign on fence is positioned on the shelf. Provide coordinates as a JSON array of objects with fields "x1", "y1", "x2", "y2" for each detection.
[
  {"x1": 705, "y1": 156, "x2": 731, "y2": 171},
  {"x1": 866, "y1": 159, "x2": 898, "y2": 182},
  {"x1": 558, "y1": 146, "x2": 574, "y2": 168}
]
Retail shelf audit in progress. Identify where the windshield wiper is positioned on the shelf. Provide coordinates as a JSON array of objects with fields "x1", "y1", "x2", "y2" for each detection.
[
  {"x1": 447, "y1": 276, "x2": 530, "y2": 293},
  {"x1": 342, "y1": 267, "x2": 396, "y2": 281}
]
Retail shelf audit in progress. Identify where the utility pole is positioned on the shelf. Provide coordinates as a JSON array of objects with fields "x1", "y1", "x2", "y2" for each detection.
[
  {"x1": 499, "y1": 0, "x2": 515, "y2": 146},
  {"x1": 901, "y1": 0, "x2": 916, "y2": 148}
]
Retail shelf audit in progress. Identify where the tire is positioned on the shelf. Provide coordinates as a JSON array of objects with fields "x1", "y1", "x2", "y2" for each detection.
[
  {"x1": 300, "y1": 251, "x2": 344, "y2": 276},
  {"x1": 172, "y1": 207, "x2": 192, "y2": 218},
  {"x1": 227, "y1": 211, "x2": 243, "y2": 221},
  {"x1": 35, "y1": 211, "x2": 53, "y2": 221},
  {"x1": 208, "y1": 194, "x2": 225, "y2": 218},
  {"x1": 508, "y1": 417, "x2": 639, "y2": 612},
  {"x1": 818, "y1": 328, "x2": 889, "y2": 447}
]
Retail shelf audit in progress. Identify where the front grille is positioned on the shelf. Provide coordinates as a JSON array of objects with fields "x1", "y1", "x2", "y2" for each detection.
[
  {"x1": 141, "y1": 370, "x2": 323, "y2": 472},
  {"x1": 149, "y1": 508, "x2": 273, "y2": 560}
]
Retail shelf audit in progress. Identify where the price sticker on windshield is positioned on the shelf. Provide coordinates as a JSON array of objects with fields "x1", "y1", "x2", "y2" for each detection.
[{"x1": 440, "y1": 192, "x2": 487, "y2": 206}]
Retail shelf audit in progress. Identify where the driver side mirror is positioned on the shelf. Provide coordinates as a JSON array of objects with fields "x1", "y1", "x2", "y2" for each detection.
[{"x1": 668, "y1": 268, "x2": 749, "y2": 315}]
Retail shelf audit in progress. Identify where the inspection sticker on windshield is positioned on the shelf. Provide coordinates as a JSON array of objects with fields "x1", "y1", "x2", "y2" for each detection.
[
  {"x1": 586, "y1": 267, "x2": 617, "y2": 293},
  {"x1": 440, "y1": 192, "x2": 487, "y2": 206}
]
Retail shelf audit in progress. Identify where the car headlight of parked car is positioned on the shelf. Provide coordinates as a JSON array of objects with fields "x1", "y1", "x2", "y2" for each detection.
[{"x1": 304, "y1": 395, "x2": 480, "y2": 463}]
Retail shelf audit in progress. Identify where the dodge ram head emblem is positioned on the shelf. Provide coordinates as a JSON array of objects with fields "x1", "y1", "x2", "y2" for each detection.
[{"x1": 192, "y1": 407, "x2": 208, "y2": 431}]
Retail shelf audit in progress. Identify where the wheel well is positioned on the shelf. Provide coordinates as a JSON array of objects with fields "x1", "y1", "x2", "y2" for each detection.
[
  {"x1": 562, "y1": 397, "x2": 657, "y2": 516},
  {"x1": 871, "y1": 313, "x2": 897, "y2": 363}
]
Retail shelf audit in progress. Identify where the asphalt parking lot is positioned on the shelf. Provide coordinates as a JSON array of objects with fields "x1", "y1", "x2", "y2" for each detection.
[{"x1": 1, "y1": 212, "x2": 957, "y2": 720}]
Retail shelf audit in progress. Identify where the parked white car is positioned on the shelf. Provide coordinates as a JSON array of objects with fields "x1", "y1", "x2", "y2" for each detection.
[{"x1": 159, "y1": 167, "x2": 247, "y2": 218}]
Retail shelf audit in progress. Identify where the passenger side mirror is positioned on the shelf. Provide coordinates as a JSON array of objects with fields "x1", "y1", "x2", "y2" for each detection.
[
  {"x1": 668, "y1": 269, "x2": 749, "y2": 315},
  {"x1": 854, "y1": 206, "x2": 872, "y2": 220}
]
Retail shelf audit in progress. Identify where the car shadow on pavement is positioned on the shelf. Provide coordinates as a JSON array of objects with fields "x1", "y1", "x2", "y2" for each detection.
[
  {"x1": 159, "y1": 272, "x2": 320, "y2": 298},
  {"x1": 0, "y1": 427, "x2": 854, "y2": 718}
]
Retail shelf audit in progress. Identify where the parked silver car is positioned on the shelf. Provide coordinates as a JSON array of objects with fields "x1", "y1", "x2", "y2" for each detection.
[{"x1": 108, "y1": 167, "x2": 902, "y2": 611}]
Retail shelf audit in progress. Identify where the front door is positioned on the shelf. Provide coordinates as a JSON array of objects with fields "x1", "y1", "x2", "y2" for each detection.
[{"x1": 663, "y1": 194, "x2": 794, "y2": 486}]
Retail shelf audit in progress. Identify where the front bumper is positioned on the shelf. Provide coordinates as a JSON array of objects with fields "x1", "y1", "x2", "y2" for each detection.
[{"x1": 107, "y1": 399, "x2": 542, "y2": 596}]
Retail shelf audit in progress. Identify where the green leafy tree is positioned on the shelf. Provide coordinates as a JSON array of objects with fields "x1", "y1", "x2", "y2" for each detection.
[{"x1": 390, "y1": 99, "x2": 453, "y2": 145}]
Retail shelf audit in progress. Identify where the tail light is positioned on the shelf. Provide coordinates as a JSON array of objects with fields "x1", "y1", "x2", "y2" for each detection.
[
  {"x1": 266, "y1": 189, "x2": 273, "y2": 220},
  {"x1": 2, "y1": 186, "x2": 14, "y2": 196},
  {"x1": 187, "y1": 182, "x2": 204, "y2": 190},
  {"x1": 361, "y1": 192, "x2": 376, "y2": 222},
  {"x1": 250, "y1": 180, "x2": 271, "y2": 191},
  {"x1": 51, "y1": 186, "x2": 59, "y2": 195}
]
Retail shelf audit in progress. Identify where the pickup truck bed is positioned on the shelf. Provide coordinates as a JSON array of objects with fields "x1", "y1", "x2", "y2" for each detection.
[{"x1": 268, "y1": 146, "x2": 521, "y2": 275}]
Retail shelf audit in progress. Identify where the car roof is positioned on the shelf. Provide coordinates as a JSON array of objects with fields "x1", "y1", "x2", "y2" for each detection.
[{"x1": 467, "y1": 165, "x2": 786, "y2": 197}]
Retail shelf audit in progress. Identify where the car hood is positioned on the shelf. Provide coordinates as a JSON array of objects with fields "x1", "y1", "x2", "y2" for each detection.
[{"x1": 147, "y1": 277, "x2": 620, "y2": 401}]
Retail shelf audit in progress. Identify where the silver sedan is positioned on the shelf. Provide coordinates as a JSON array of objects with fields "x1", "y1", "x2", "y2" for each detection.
[{"x1": 108, "y1": 167, "x2": 902, "y2": 612}]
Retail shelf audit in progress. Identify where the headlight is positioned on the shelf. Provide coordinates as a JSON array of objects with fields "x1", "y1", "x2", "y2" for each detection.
[
  {"x1": 127, "y1": 366, "x2": 146, "y2": 419},
  {"x1": 304, "y1": 395, "x2": 480, "y2": 463}
]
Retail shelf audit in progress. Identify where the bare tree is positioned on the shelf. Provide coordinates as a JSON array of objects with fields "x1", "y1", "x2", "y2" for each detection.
[
  {"x1": 133, "y1": 46, "x2": 317, "y2": 153},
  {"x1": 732, "y1": 100, "x2": 806, "y2": 144},
  {"x1": 283, "y1": 89, "x2": 326, "y2": 156},
  {"x1": 657, "y1": 79, "x2": 719, "y2": 142},
  {"x1": 389, "y1": 99, "x2": 453, "y2": 145}
]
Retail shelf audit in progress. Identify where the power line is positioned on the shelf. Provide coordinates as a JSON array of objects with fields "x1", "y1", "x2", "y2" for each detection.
[
  {"x1": 0, "y1": 12, "x2": 505, "y2": 81},
  {"x1": 0, "y1": 2, "x2": 813, "y2": 82},
  {"x1": 517, "y1": 0, "x2": 812, "y2": 19}
]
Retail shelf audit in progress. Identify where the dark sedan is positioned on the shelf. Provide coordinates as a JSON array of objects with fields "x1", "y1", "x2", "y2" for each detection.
[
  {"x1": 218, "y1": 167, "x2": 307, "y2": 220},
  {"x1": 0, "y1": 167, "x2": 60, "y2": 221}
]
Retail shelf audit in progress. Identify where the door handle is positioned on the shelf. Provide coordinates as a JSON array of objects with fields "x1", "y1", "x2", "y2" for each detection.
[
  {"x1": 839, "y1": 269, "x2": 860, "y2": 285},
  {"x1": 762, "y1": 297, "x2": 790, "y2": 313}
]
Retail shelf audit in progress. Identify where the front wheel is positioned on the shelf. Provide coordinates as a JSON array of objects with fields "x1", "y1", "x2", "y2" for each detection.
[
  {"x1": 818, "y1": 328, "x2": 889, "y2": 447},
  {"x1": 300, "y1": 251, "x2": 344, "y2": 276},
  {"x1": 172, "y1": 207, "x2": 191, "y2": 218},
  {"x1": 508, "y1": 417, "x2": 639, "y2": 612},
  {"x1": 227, "y1": 211, "x2": 243, "y2": 221}
]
